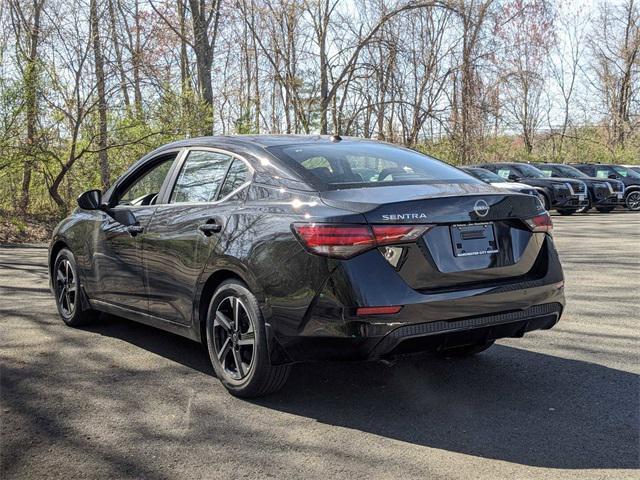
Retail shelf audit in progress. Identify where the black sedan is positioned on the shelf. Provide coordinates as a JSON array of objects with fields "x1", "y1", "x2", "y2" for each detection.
[
  {"x1": 478, "y1": 162, "x2": 588, "y2": 215},
  {"x1": 49, "y1": 136, "x2": 565, "y2": 397},
  {"x1": 532, "y1": 163, "x2": 625, "y2": 213}
]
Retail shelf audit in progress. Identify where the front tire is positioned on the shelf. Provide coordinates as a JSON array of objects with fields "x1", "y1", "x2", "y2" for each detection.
[
  {"x1": 205, "y1": 279, "x2": 290, "y2": 398},
  {"x1": 576, "y1": 200, "x2": 591, "y2": 213},
  {"x1": 625, "y1": 191, "x2": 640, "y2": 211},
  {"x1": 53, "y1": 248, "x2": 98, "y2": 327}
]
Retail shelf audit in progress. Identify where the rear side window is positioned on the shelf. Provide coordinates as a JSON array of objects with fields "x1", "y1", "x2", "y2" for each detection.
[
  {"x1": 171, "y1": 151, "x2": 232, "y2": 203},
  {"x1": 266, "y1": 142, "x2": 475, "y2": 190},
  {"x1": 219, "y1": 159, "x2": 250, "y2": 198}
]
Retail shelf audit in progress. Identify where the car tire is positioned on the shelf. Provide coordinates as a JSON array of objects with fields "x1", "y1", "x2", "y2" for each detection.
[
  {"x1": 595, "y1": 207, "x2": 615, "y2": 213},
  {"x1": 576, "y1": 200, "x2": 591, "y2": 213},
  {"x1": 205, "y1": 279, "x2": 290, "y2": 398},
  {"x1": 625, "y1": 191, "x2": 640, "y2": 211},
  {"x1": 436, "y1": 341, "x2": 495, "y2": 358},
  {"x1": 556, "y1": 209, "x2": 576, "y2": 216},
  {"x1": 53, "y1": 248, "x2": 99, "y2": 327}
]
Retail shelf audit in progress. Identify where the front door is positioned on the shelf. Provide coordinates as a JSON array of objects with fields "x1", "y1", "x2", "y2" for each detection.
[
  {"x1": 91, "y1": 155, "x2": 177, "y2": 312},
  {"x1": 143, "y1": 149, "x2": 252, "y2": 325}
]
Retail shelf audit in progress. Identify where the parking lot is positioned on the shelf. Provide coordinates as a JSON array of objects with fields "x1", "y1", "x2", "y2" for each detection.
[{"x1": 1, "y1": 211, "x2": 638, "y2": 479}]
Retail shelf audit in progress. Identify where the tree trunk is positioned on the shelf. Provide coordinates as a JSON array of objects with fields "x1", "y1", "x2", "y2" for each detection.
[
  {"x1": 90, "y1": 0, "x2": 110, "y2": 188},
  {"x1": 18, "y1": 0, "x2": 45, "y2": 214}
]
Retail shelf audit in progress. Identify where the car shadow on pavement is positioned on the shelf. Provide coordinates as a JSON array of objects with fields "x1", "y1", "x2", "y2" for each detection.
[
  {"x1": 81, "y1": 315, "x2": 638, "y2": 470},
  {"x1": 84, "y1": 313, "x2": 214, "y2": 375},
  {"x1": 258, "y1": 346, "x2": 639, "y2": 470}
]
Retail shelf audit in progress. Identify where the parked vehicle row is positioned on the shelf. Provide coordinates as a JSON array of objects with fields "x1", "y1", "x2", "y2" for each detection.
[{"x1": 471, "y1": 162, "x2": 639, "y2": 214}]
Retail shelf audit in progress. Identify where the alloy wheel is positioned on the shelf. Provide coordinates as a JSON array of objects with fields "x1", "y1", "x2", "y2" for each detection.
[
  {"x1": 626, "y1": 191, "x2": 640, "y2": 211},
  {"x1": 212, "y1": 296, "x2": 256, "y2": 381},
  {"x1": 55, "y1": 258, "x2": 76, "y2": 318}
]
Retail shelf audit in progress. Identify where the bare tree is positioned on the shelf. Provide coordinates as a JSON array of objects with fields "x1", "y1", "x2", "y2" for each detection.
[{"x1": 9, "y1": 0, "x2": 46, "y2": 212}]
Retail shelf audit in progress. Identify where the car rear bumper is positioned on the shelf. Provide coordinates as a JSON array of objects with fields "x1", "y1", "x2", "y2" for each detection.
[{"x1": 270, "y1": 281, "x2": 565, "y2": 363}]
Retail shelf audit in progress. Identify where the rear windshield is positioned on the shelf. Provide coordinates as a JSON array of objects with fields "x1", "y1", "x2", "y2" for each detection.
[{"x1": 266, "y1": 142, "x2": 476, "y2": 190}]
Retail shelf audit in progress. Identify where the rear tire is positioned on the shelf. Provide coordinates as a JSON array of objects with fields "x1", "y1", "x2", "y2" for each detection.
[
  {"x1": 436, "y1": 341, "x2": 495, "y2": 358},
  {"x1": 596, "y1": 206, "x2": 615, "y2": 213},
  {"x1": 205, "y1": 279, "x2": 290, "y2": 398},
  {"x1": 53, "y1": 248, "x2": 99, "y2": 327},
  {"x1": 556, "y1": 209, "x2": 576, "y2": 216}
]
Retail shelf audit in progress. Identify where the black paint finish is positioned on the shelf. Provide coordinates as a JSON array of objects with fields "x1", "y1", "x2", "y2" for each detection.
[{"x1": 49, "y1": 136, "x2": 565, "y2": 363}]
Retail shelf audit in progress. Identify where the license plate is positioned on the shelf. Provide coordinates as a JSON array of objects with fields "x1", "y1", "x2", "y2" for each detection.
[
  {"x1": 618, "y1": 193, "x2": 623, "y2": 199},
  {"x1": 450, "y1": 223, "x2": 499, "y2": 257},
  {"x1": 578, "y1": 194, "x2": 585, "y2": 201}
]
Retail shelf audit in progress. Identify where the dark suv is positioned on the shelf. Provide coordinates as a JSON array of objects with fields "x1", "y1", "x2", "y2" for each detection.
[
  {"x1": 571, "y1": 164, "x2": 640, "y2": 211},
  {"x1": 532, "y1": 163, "x2": 625, "y2": 213},
  {"x1": 479, "y1": 162, "x2": 588, "y2": 215}
]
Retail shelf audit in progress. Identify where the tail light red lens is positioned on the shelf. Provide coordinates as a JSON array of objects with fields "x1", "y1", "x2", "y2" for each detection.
[
  {"x1": 356, "y1": 306, "x2": 402, "y2": 315},
  {"x1": 292, "y1": 223, "x2": 431, "y2": 258},
  {"x1": 524, "y1": 213, "x2": 553, "y2": 233},
  {"x1": 371, "y1": 225, "x2": 429, "y2": 245}
]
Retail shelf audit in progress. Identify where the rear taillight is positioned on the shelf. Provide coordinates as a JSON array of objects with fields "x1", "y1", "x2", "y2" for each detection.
[
  {"x1": 292, "y1": 223, "x2": 431, "y2": 258},
  {"x1": 524, "y1": 213, "x2": 553, "y2": 233}
]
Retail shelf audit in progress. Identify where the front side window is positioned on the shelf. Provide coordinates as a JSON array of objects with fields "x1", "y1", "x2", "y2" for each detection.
[
  {"x1": 594, "y1": 167, "x2": 614, "y2": 179},
  {"x1": 118, "y1": 158, "x2": 174, "y2": 206},
  {"x1": 267, "y1": 143, "x2": 476, "y2": 190},
  {"x1": 496, "y1": 167, "x2": 514, "y2": 179},
  {"x1": 613, "y1": 166, "x2": 640, "y2": 178},
  {"x1": 537, "y1": 166, "x2": 554, "y2": 177},
  {"x1": 171, "y1": 151, "x2": 232, "y2": 203}
]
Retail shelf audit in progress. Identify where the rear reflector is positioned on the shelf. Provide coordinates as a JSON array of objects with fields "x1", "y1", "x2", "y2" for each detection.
[
  {"x1": 356, "y1": 306, "x2": 402, "y2": 315},
  {"x1": 524, "y1": 213, "x2": 553, "y2": 233},
  {"x1": 292, "y1": 223, "x2": 431, "y2": 258}
]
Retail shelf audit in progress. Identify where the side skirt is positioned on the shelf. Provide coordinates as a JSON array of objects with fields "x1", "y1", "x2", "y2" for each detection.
[{"x1": 90, "y1": 298, "x2": 200, "y2": 342}]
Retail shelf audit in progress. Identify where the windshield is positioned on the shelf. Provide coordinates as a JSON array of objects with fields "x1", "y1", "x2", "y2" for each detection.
[
  {"x1": 466, "y1": 168, "x2": 504, "y2": 183},
  {"x1": 267, "y1": 142, "x2": 477, "y2": 189},
  {"x1": 553, "y1": 164, "x2": 588, "y2": 178},
  {"x1": 613, "y1": 166, "x2": 640, "y2": 178},
  {"x1": 517, "y1": 164, "x2": 547, "y2": 178}
]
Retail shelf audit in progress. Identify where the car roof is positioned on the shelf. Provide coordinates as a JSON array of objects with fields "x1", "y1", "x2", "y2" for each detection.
[{"x1": 154, "y1": 134, "x2": 377, "y2": 151}]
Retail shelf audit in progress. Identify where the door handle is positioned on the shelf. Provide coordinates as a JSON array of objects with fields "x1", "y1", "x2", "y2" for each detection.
[
  {"x1": 127, "y1": 225, "x2": 144, "y2": 237},
  {"x1": 198, "y1": 222, "x2": 222, "y2": 236}
]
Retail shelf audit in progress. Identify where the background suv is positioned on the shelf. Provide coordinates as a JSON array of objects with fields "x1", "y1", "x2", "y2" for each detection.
[
  {"x1": 478, "y1": 162, "x2": 588, "y2": 215},
  {"x1": 532, "y1": 163, "x2": 625, "y2": 213},
  {"x1": 571, "y1": 164, "x2": 640, "y2": 211}
]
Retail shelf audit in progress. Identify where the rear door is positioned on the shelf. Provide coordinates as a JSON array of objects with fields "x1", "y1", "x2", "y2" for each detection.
[{"x1": 142, "y1": 148, "x2": 253, "y2": 325}]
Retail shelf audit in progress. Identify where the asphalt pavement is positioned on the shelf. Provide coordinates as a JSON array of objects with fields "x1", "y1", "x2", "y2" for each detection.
[{"x1": 1, "y1": 211, "x2": 638, "y2": 479}]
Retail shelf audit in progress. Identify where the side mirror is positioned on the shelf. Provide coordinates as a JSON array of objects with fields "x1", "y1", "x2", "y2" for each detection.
[
  {"x1": 507, "y1": 174, "x2": 521, "y2": 181},
  {"x1": 608, "y1": 174, "x2": 619, "y2": 180},
  {"x1": 77, "y1": 189, "x2": 103, "y2": 210}
]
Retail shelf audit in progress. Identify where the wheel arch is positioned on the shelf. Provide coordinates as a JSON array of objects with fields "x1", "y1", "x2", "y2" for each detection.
[
  {"x1": 48, "y1": 238, "x2": 69, "y2": 290},
  {"x1": 194, "y1": 259, "x2": 265, "y2": 344},
  {"x1": 535, "y1": 187, "x2": 551, "y2": 209}
]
